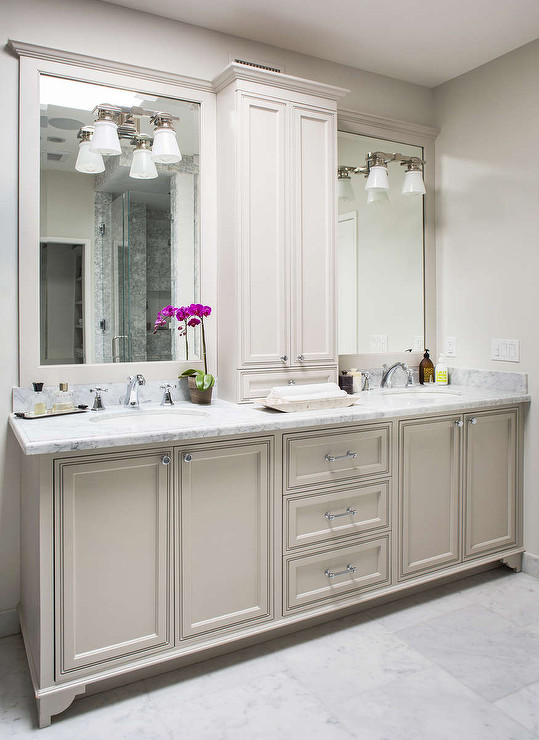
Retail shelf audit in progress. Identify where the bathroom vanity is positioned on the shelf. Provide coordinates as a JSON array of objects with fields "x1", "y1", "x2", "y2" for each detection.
[{"x1": 10, "y1": 386, "x2": 528, "y2": 727}]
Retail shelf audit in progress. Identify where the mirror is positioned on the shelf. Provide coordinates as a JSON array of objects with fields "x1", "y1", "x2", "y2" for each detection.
[
  {"x1": 337, "y1": 131, "x2": 424, "y2": 355},
  {"x1": 39, "y1": 74, "x2": 200, "y2": 365}
]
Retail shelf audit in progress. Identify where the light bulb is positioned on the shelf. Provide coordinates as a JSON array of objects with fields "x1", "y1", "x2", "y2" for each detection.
[
  {"x1": 75, "y1": 140, "x2": 105, "y2": 173},
  {"x1": 365, "y1": 165, "x2": 390, "y2": 191},
  {"x1": 337, "y1": 176, "x2": 354, "y2": 201},
  {"x1": 151, "y1": 127, "x2": 182, "y2": 163},
  {"x1": 130, "y1": 147, "x2": 158, "y2": 179},
  {"x1": 367, "y1": 189, "x2": 390, "y2": 205},
  {"x1": 402, "y1": 169, "x2": 426, "y2": 196},
  {"x1": 89, "y1": 119, "x2": 121, "y2": 156}
]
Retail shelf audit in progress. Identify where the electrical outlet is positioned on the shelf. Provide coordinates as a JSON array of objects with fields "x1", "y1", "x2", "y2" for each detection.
[
  {"x1": 491, "y1": 338, "x2": 520, "y2": 362},
  {"x1": 445, "y1": 336, "x2": 456, "y2": 357},
  {"x1": 413, "y1": 335, "x2": 424, "y2": 352}
]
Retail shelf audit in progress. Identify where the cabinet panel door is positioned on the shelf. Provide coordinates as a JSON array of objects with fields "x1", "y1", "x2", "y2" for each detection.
[
  {"x1": 464, "y1": 410, "x2": 517, "y2": 558},
  {"x1": 239, "y1": 95, "x2": 289, "y2": 367},
  {"x1": 55, "y1": 452, "x2": 172, "y2": 675},
  {"x1": 179, "y1": 440, "x2": 272, "y2": 638},
  {"x1": 291, "y1": 105, "x2": 336, "y2": 365},
  {"x1": 399, "y1": 417, "x2": 461, "y2": 578}
]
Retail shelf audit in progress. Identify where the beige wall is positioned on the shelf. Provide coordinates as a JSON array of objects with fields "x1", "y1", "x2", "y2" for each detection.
[
  {"x1": 434, "y1": 39, "x2": 539, "y2": 556},
  {"x1": 0, "y1": 0, "x2": 434, "y2": 633}
]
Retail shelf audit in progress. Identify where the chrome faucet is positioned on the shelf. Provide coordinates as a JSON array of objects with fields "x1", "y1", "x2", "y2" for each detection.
[
  {"x1": 160, "y1": 384, "x2": 175, "y2": 406},
  {"x1": 380, "y1": 362, "x2": 409, "y2": 388},
  {"x1": 124, "y1": 374, "x2": 146, "y2": 407}
]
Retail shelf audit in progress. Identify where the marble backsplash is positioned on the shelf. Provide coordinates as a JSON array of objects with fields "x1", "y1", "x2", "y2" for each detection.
[{"x1": 12, "y1": 377, "x2": 195, "y2": 413}]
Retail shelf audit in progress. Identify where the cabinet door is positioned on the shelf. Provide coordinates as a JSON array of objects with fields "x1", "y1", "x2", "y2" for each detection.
[
  {"x1": 239, "y1": 95, "x2": 289, "y2": 367},
  {"x1": 55, "y1": 451, "x2": 172, "y2": 675},
  {"x1": 290, "y1": 105, "x2": 337, "y2": 366},
  {"x1": 399, "y1": 417, "x2": 461, "y2": 578},
  {"x1": 464, "y1": 409, "x2": 518, "y2": 558},
  {"x1": 179, "y1": 440, "x2": 272, "y2": 638}
]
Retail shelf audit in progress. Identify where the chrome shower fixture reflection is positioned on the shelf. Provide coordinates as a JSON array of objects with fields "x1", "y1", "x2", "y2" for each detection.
[
  {"x1": 337, "y1": 151, "x2": 426, "y2": 204},
  {"x1": 76, "y1": 103, "x2": 182, "y2": 179}
]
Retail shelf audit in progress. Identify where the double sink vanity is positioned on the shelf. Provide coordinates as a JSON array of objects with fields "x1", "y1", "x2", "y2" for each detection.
[{"x1": 10, "y1": 380, "x2": 529, "y2": 727}]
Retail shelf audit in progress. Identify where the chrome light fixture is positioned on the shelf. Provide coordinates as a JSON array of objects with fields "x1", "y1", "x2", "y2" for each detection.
[
  {"x1": 151, "y1": 113, "x2": 182, "y2": 163},
  {"x1": 129, "y1": 135, "x2": 158, "y2": 179},
  {"x1": 75, "y1": 127, "x2": 105, "y2": 173},
  {"x1": 337, "y1": 150, "x2": 426, "y2": 205}
]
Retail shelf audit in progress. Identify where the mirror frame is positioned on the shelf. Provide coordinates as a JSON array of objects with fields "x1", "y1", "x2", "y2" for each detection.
[
  {"x1": 336, "y1": 107, "x2": 438, "y2": 369},
  {"x1": 12, "y1": 41, "x2": 217, "y2": 386}
]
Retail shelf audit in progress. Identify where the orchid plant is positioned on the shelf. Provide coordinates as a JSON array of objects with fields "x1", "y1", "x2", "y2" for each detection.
[{"x1": 154, "y1": 303, "x2": 215, "y2": 390}]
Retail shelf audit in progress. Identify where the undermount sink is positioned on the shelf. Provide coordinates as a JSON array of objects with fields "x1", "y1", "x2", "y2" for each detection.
[
  {"x1": 89, "y1": 407, "x2": 209, "y2": 430},
  {"x1": 380, "y1": 389, "x2": 462, "y2": 402}
]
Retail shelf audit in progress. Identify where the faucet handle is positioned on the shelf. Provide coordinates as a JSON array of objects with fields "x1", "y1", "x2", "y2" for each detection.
[
  {"x1": 406, "y1": 368, "x2": 414, "y2": 387},
  {"x1": 160, "y1": 384, "x2": 176, "y2": 406},
  {"x1": 362, "y1": 372, "x2": 372, "y2": 391},
  {"x1": 90, "y1": 387, "x2": 108, "y2": 411}
]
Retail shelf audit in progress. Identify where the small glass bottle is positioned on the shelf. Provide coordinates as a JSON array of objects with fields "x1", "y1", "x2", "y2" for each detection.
[
  {"x1": 30, "y1": 382, "x2": 48, "y2": 416},
  {"x1": 53, "y1": 382, "x2": 75, "y2": 412}
]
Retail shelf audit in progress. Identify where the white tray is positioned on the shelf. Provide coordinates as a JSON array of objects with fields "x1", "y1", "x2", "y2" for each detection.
[{"x1": 259, "y1": 394, "x2": 361, "y2": 413}]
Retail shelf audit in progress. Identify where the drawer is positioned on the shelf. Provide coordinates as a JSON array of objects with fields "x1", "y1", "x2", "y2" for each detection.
[
  {"x1": 284, "y1": 424, "x2": 391, "y2": 491},
  {"x1": 238, "y1": 366, "x2": 337, "y2": 402},
  {"x1": 285, "y1": 481, "x2": 390, "y2": 551},
  {"x1": 284, "y1": 536, "x2": 390, "y2": 612}
]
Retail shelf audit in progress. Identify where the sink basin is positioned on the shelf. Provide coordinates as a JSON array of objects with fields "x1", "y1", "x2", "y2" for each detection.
[
  {"x1": 379, "y1": 389, "x2": 461, "y2": 404},
  {"x1": 89, "y1": 407, "x2": 209, "y2": 431}
]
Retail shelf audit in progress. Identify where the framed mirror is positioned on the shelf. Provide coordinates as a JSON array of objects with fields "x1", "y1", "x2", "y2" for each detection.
[
  {"x1": 17, "y1": 48, "x2": 216, "y2": 385},
  {"x1": 336, "y1": 110, "x2": 437, "y2": 366}
]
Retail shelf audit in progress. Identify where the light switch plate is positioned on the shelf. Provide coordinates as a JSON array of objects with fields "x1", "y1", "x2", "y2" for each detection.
[
  {"x1": 491, "y1": 338, "x2": 520, "y2": 362},
  {"x1": 369, "y1": 335, "x2": 388, "y2": 353},
  {"x1": 445, "y1": 336, "x2": 456, "y2": 357},
  {"x1": 413, "y1": 335, "x2": 424, "y2": 352}
]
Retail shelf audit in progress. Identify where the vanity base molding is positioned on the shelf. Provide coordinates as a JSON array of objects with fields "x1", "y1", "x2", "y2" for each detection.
[{"x1": 22, "y1": 546, "x2": 524, "y2": 728}]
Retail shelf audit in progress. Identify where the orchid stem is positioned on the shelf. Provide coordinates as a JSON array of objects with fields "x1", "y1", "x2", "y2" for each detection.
[
  {"x1": 201, "y1": 317, "x2": 208, "y2": 375},
  {"x1": 184, "y1": 319, "x2": 189, "y2": 360}
]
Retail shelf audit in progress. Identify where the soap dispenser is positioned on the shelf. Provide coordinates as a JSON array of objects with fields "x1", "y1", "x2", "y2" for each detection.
[
  {"x1": 30, "y1": 383, "x2": 48, "y2": 416},
  {"x1": 53, "y1": 382, "x2": 75, "y2": 412},
  {"x1": 419, "y1": 350, "x2": 435, "y2": 384},
  {"x1": 435, "y1": 355, "x2": 448, "y2": 385}
]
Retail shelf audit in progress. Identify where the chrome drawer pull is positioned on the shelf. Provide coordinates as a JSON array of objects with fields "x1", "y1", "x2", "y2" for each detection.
[
  {"x1": 325, "y1": 563, "x2": 358, "y2": 579},
  {"x1": 325, "y1": 450, "x2": 358, "y2": 463},
  {"x1": 324, "y1": 506, "x2": 358, "y2": 521}
]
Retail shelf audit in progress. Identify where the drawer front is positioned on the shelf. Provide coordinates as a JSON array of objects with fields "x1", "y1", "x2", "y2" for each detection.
[
  {"x1": 284, "y1": 425, "x2": 390, "y2": 491},
  {"x1": 285, "y1": 536, "x2": 390, "y2": 612},
  {"x1": 238, "y1": 366, "x2": 337, "y2": 402},
  {"x1": 285, "y1": 481, "x2": 390, "y2": 551}
]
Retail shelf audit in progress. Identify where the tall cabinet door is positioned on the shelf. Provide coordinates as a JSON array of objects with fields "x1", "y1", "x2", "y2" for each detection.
[
  {"x1": 399, "y1": 417, "x2": 461, "y2": 578},
  {"x1": 290, "y1": 105, "x2": 337, "y2": 366},
  {"x1": 239, "y1": 95, "x2": 289, "y2": 367},
  {"x1": 464, "y1": 409, "x2": 518, "y2": 558},
  {"x1": 55, "y1": 451, "x2": 172, "y2": 676},
  {"x1": 179, "y1": 439, "x2": 272, "y2": 639}
]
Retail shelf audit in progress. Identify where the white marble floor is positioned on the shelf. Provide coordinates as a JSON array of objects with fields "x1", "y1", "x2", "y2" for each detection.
[{"x1": 2, "y1": 567, "x2": 539, "y2": 739}]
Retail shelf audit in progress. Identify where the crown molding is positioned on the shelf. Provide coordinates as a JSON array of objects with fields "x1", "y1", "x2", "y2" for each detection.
[
  {"x1": 7, "y1": 40, "x2": 214, "y2": 94},
  {"x1": 338, "y1": 107, "x2": 439, "y2": 140},
  {"x1": 212, "y1": 62, "x2": 349, "y2": 101}
]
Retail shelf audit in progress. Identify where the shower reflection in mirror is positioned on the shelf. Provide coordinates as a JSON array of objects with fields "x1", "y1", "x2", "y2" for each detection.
[{"x1": 39, "y1": 74, "x2": 200, "y2": 365}]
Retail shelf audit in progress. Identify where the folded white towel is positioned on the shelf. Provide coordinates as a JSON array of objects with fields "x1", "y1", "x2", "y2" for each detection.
[
  {"x1": 272, "y1": 391, "x2": 347, "y2": 402},
  {"x1": 267, "y1": 382, "x2": 344, "y2": 400}
]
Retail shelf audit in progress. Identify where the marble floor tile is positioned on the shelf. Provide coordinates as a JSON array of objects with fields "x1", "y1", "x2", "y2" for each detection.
[
  {"x1": 149, "y1": 669, "x2": 353, "y2": 740},
  {"x1": 462, "y1": 571, "x2": 539, "y2": 627},
  {"x1": 332, "y1": 665, "x2": 534, "y2": 740},
  {"x1": 495, "y1": 681, "x2": 539, "y2": 736},
  {"x1": 397, "y1": 604, "x2": 539, "y2": 702}
]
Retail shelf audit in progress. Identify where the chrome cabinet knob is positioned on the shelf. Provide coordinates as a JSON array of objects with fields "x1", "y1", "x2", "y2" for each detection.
[
  {"x1": 161, "y1": 455, "x2": 171, "y2": 465},
  {"x1": 296, "y1": 354, "x2": 305, "y2": 363},
  {"x1": 454, "y1": 419, "x2": 463, "y2": 428},
  {"x1": 288, "y1": 380, "x2": 296, "y2": 386},
  {"x1": 279, "y1": 355, "x2": 288, "y2": 362},
  {"x1": 469, "y1": 417, "x2": 478, "y2": 425},
  {"x1": 183, "y1": 453, "x2": 193, "y2": 463}
]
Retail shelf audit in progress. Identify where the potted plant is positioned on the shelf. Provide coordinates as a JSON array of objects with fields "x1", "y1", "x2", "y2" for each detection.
[{"x1": 154, "y1": 303, "x2": 215, "y2": 404}]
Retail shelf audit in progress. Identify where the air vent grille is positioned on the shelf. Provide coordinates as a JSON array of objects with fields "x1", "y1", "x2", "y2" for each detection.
[{"x1": 234, "y1": 58, "x2": 281, "y2": 73}]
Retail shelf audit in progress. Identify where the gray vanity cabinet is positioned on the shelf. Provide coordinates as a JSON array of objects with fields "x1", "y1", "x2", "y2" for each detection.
[
  {"x1": 177, "y1": 438, "x2": 273, "y2": 639},
  {"x1": 398, "y1": 416, "x2": 461, "y2": 578},
  {"x1": 463, "y1": 409, "x2": 518, "y2": 559},
  {"x1": 54, "y1": 451, "x2": 173, "y2": 676}
]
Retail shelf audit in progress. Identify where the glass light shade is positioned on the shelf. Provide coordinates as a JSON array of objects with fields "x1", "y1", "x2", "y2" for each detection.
[
  {"x1": 130, "y1": 148, "x2": 158, "y2": 179},
  {"x1": 75, "y1": 140, "x2": 105, "y2": 173},
  {"x1": 337, "y1": 176, "x2": 354, "y2": 201},
  {"x1": 401, "y1": 169, "x2": 426, "y2": 196},
  {"x1": 365, "y1": 165, "x2": 390, "y2": 191},
  {"x1": 367, "y1": 189, "x2": 390, "y2": 205},
  {"x1": 89, "y1": 119, "x2": 122, "y2": 156},
  {"x1": 151, "y1": 127, "x2": 182, "y2": 163}
]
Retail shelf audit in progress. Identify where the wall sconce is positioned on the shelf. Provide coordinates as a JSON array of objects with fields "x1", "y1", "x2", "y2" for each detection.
[
  {"x1": 75, "y1": 127, "x2": 105, "y2": 174},
  {"x1": 76, "y1": 103, "x2": 182, "y2": 180},
  {"x1": 338, "y1": 151, "x2": 426, "y2": 204}
]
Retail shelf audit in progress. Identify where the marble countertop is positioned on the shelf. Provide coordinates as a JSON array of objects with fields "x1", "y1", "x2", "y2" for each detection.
[{"x1": 8, "y1": 384, "x2": 530, "y2": 456}]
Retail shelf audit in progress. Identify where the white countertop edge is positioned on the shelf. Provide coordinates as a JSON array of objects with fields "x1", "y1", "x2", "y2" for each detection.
[{"x1": 8, "y1": 387, "x2": 531, "y2": 456}]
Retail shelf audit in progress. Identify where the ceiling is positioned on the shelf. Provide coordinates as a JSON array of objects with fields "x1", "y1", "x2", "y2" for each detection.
[{"x1": 103, "y1": 0, "x2": 539, "y2": 87}]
